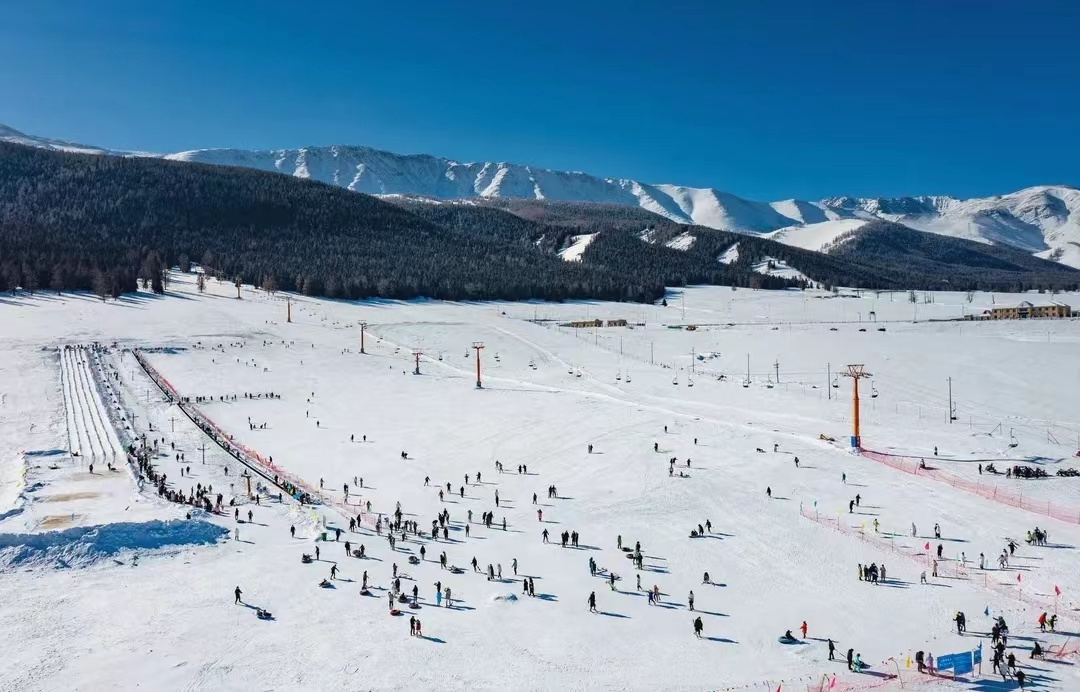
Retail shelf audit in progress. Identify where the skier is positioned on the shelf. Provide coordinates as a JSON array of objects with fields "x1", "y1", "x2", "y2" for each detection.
[{"x1": 588, "y1": 591, "x2": 597, "y2": 613}]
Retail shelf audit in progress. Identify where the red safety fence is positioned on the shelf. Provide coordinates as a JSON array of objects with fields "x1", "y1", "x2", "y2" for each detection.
[
  {"x1": 860, "y1": 448, "x2": 1080, "y2": 526},
  {"x1": 133, "y1": 350, "x2": 379, "y2": 531}
]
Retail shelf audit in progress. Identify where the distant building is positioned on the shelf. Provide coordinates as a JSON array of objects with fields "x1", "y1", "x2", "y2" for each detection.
[
  {"x1": 966, "y1": 301, "x2": 1072, "y2": 320},
  {"x1": 562, "y1": 318, "x2": 629, "y2": 328}
]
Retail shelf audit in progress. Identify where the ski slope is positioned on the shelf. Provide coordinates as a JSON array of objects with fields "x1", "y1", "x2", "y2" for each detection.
[{"x1": 2, "y1": 275, "x2": 1080, "y2": 690}]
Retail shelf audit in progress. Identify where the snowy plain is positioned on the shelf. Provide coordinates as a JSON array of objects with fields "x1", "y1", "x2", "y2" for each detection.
[{"x1": 2, "y1": 274, "x2": 1080, "y2": 691}]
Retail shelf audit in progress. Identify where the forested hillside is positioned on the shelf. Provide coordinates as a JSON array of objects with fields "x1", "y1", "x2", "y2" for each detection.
[
  {"x1": 2, "y1": 143, "x2": 1076, "y2": 302},
  {"x1": 0, "y1": 143, "x2": 630, "y2": 301}
]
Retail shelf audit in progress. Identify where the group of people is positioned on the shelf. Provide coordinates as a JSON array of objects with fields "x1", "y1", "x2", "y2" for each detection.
[{"x1": 856, "y1": 562, "x2": 886, "y2": 584}]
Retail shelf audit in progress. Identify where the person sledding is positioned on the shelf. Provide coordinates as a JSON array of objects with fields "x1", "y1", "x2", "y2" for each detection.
[{"x1": 779, "y1": 630, "x2": 799, "y2": 644}]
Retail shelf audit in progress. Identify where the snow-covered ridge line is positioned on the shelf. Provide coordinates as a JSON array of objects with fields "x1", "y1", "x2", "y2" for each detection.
[{"x1": 3, "y1": 123, "x2": 1080, "y2": 267}]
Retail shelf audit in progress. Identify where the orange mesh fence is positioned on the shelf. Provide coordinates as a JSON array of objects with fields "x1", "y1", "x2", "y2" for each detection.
[{"x1": 859, "y1": 448, "x2": 1080, "y2": 525}]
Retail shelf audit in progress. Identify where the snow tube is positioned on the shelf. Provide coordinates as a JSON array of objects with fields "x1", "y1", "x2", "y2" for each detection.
[
  {"x1": 777, "y1": 636, "x2": 800, "y2": 645},
  {"x1": 389, "y1": 609, "x2": 402, "y2": 616},
  {"x1": 360, "y1": 589, "x2": 372, "y2": 596}
]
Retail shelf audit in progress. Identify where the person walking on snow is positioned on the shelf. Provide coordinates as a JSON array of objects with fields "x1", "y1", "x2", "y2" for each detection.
[
  {"x1": 688, "y1": 591, "x2": 695, "y2": 611},
  {"x1": 800, "y1": 621, "x2": 808, "y2": 639},
  {"x1": 588, "y1": 591, "x2": 597, "y2": 613},
  {"x1": 693, "y1": 616, "x2": 703, "y2": 638},
  {"x1": 234, "y1": 586, "x2": 242, "y2": 604}
]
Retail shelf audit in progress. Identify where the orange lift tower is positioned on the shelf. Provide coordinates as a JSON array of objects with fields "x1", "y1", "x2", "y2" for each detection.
[{"x1": 843, "y1": 364, "x2": 871, "y2": 449}]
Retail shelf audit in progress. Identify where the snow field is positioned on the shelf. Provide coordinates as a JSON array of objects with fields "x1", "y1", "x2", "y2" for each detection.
[{"x1": 1, "y1": 274, "x2": 1079, "y2": 690}]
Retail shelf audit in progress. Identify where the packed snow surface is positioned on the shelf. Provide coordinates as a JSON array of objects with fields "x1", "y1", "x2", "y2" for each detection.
[{"x1": 2, "y1": 273, "x2": 1080, "y2": 690}]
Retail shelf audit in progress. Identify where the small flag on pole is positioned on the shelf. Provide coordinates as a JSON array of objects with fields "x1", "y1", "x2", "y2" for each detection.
[
  {"x1": 984, "y1": 606, "x2": 990, "y2": 616},
  {"x1": 924, "y1": 542, "x2": 930, "y2": 550},
  {"x1": 1017, "y1": 573, "x2": 1022, "y2": 583},
  {"x1": 1055, "y1": 585, "x2": 1061, "y2": 596},
  {"x1": 829, "y1": 676, "x2": 837, "y2": 689}
]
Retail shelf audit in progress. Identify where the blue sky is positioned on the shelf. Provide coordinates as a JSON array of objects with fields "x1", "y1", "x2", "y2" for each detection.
[{"x1": 1, "y1": 1, "x2": 1077, "y2": 200}]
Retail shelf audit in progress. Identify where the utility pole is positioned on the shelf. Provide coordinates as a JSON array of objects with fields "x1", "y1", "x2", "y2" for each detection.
[
  {"x1": 200, "y1": 441, "x2": 207, "y2": 465},
  {"x1": 843, "y1": 365, "x2": 872, "y2": 449},
  {"x1": 948, "y1": 377, "x2": 956, "y2": 423},
  {"x1": 472, "y1": 342, "x2": 485, "y2": 389},
  {"x1": 412, "y1": 349, "x2": 423, "y2": 375},
  {"x1": 691, "y1": 348, "x2": 695, "y2": 374},
  {"x1": 287, "y1": 297, "x2": 292, "y2": 323},
  {"x1": 774, "y1": 358, "x2": 780, "y2": 384},
  {"x1": 360, "y1": 322, "x2": 367, "y2": 354},
  {"x1": 827, "y1": 363, "x2": 831, "y2": 400},
  {"x1": 746, "y1": 354, "x2": 751, "y2": 386},
  {"x1": 170, "y1": 415, "x2": 176, "y2": 433},
  {"x1": 650, "y1": 341, "x2": 654, "y2": 366}
]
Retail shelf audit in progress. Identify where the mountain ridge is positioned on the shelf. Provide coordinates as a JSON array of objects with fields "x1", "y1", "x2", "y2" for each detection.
[{"x1": 3, "y1": 123, "x2": 1078, "y2": 267}]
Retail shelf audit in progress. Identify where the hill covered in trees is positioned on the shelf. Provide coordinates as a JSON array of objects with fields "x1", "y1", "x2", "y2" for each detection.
[{"x1": 1, "y1": 142, "x2": 1077, "y2": 302}]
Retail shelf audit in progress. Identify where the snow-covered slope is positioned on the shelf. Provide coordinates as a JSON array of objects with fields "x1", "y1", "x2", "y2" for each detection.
[
  {"x1": 4, "y1": 123, "x2": 1079, "y2": 267},
  {"x1": 766, "y1": 219, "x2": 868, "y2": 252},
  {"x1": 0, "y1": 124, "x2": 150, "y2": 156}
]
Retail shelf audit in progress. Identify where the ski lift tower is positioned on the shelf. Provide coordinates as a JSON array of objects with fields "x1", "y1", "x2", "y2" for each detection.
[
  {"x1": 472, "y1": 342, "x2": 485, "y2": 389},
  {"x1": 412, "y1": 349, "x2": 423, "y2": 375},
  {"x1": 843, "y1": 364, "x2": 872, "y2": 449}
]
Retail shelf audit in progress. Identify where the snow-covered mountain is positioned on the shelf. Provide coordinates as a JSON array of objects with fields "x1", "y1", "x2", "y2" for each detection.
[
  {"x1": 0, "y1": 124, "x2": 145, "y2": 156},
  {"x1": 3, "y1": 123, "x2": 1079, "y2": 267},
  {"x1": 820, "y1": 187, "x2": 1080, "y2": 268}
]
